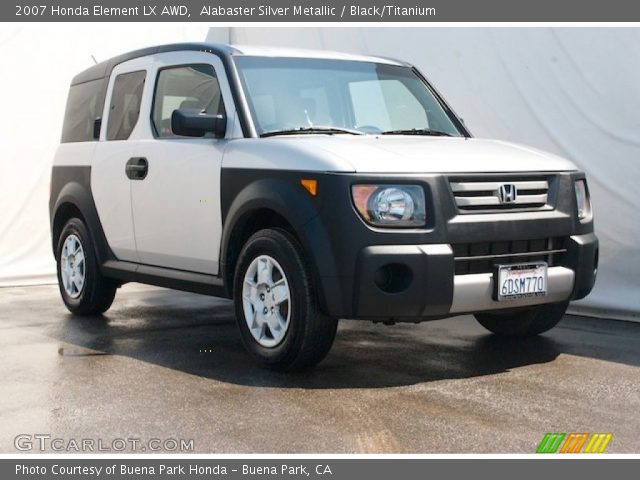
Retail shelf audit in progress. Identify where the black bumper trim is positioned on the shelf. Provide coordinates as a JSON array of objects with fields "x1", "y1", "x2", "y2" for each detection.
[
  {"x1": 354, "y1": 244, "x2": 454, "y2": 319},
  {"x1": 567, "y1": 233, "x2": 599, "y2": 300},
  {"x1": 349, "y1": 233, "x2": 598, "y2": 321}
]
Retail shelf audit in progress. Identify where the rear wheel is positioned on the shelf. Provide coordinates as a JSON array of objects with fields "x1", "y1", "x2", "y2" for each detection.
[
  {"x1": 56, "y1": 218, "x2": 117, "y2": 315},
  {"x1": 474, "y1": 301, "x2": 568, "y2": 337},
  {"x1": 233, "y1": 228, "x2": 338, "y2": 371}
]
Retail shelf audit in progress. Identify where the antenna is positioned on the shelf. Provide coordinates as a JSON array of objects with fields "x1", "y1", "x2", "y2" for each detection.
[{"x1": 90, "y1": 55, "x2": 98, "y2": 65}]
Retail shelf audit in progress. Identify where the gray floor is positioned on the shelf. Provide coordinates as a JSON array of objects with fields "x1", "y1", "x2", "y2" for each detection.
[{"x1": 0, "y1": 284, "x2": 638, "y2": 453}]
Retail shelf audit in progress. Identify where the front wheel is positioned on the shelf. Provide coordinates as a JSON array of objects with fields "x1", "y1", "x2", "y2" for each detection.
[
  {"x1": 233, "y1": 229, "x2": 338, "y2": 371},
  {"x1": 474, "y1": 301, "x2": 569, "y2": 337}
]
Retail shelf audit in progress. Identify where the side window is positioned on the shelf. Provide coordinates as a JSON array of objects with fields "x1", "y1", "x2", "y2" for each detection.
[
  {"x1": 61, "y1": 77, "x2": 108, "y2": 143},
  {"x1": 106, "y1": 71, "x2": 146, "y2": 141},
  {"x1": 152, "y1": 64, "x2": 225, "y2": 138}
]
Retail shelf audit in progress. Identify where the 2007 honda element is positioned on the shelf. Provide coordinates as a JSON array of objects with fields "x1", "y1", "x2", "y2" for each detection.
[{"x1": 50, "y1": 43, "x2": 598, "y2": 370}]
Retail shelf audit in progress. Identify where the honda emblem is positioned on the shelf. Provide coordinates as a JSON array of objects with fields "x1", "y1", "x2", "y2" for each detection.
[{"x1": 498, "y1": 184, "x2": 518, "y2": 204}]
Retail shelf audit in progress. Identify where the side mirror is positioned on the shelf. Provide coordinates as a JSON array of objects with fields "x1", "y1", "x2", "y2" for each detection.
[{"x1": 171, "y1": 108, "x2": 226, "y2": 138}]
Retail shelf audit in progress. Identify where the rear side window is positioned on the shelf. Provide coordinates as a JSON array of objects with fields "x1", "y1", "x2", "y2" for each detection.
[
  {"x1": 152, "y1": 64, "x2": 224, "y2": 138},
  {"x1": 60, "y1": 78, "x2": 107, "y2": 143},
  {"x1": 107, "y1": 71, "x2": 146, "y2": 141}
]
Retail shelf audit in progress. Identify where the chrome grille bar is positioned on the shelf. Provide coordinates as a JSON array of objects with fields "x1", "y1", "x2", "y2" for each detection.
[
  {"x1": 450, "y1": 177, "x2": 550, "y2": 211},
  {"x1": 450, "y1": 180, "x2": 549, "y2": 192},
  {"x1": 454, "y1": 248, "x2": 567, "y2": 262},
  {"x1": 455, "y1": 194, "x2": 548, "y2": 207}
]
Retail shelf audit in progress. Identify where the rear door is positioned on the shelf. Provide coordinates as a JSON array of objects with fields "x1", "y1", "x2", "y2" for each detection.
[
  {"x1": 91, "y1": 58, "x2": 149, "y2": 262},
  {"x1": 129, "y1": 51, "x2": 239, "y2": 275}
]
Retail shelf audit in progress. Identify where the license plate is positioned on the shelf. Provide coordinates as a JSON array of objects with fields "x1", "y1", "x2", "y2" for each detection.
[{"x1": 496, "y1": 263, "x2": 548, "y2": 301}]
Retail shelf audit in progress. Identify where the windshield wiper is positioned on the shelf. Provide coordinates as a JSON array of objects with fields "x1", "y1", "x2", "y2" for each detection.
[
  {"x1": 380, "y1": 128, "x2": 452, "y2": 137},
  {"x1": 260, "y1": 126, "x2": 365, "y2": 138}
]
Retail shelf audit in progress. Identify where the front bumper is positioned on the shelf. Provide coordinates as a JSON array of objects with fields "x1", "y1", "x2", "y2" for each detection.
[
  {"x1": 351, "y1": 233, "x2": 598, "y2": 320},
  {"x1": 295, "y1": 170, "x2": 597, "y2": 320}
]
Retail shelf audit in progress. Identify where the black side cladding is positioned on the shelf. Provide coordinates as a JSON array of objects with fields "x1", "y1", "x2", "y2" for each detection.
[
  {"x1": 49, "y1": 166, "x2": 114, "y2": 266},
  {"x1": 219, "y1": 168, "x2": 337, "y2": 312}
]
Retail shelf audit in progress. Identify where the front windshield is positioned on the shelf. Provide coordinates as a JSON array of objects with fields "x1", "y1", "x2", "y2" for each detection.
[{"x1": 234, "y1": 56, "x2": 464, "y2": 137}]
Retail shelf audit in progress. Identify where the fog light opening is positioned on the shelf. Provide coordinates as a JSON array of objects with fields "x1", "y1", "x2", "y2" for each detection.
[{"x1": 374, "y1": 263, "x2": 413, "y2": 294}]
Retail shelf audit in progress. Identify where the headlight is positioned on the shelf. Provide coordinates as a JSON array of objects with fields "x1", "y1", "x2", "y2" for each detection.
[
  {"x1": 575, "y1": 179, "x2": 592, "y2": 222},
  {"x1": 352, "y1": 184, "x2": 426, "y2": 227}
]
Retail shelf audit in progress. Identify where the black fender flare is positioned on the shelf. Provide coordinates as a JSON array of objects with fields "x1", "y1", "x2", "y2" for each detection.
[
  {"x1": 50, "y1": 168, "x2": 114, "y2": 266},
  {"x1": 220, "y1": 177, "x2": 342, "y2": 315}
]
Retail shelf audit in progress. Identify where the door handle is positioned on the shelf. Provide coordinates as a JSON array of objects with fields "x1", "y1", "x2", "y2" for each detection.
[{"x1": 125, "y1": 157, "x2": 148, "y2": 180}]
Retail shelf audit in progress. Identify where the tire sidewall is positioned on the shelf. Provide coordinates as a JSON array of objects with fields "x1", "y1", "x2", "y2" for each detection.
[
  {"x1": 56, "y1": 218, "x2": 97, "y2": 312},
  {"x1": 233, "y1": 230, "x2": 311, "y2": 366}
]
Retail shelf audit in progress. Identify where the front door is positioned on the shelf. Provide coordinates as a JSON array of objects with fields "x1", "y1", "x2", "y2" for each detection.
[{"x1": 129, "y1": 53, "x2": 234, "y2": 275}]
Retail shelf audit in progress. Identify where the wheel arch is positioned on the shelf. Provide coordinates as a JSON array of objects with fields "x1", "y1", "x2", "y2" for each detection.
[
  {"x1": 50, "y1": 176, "x2": 114, "y2": 266},
  {"x1": 52, "y1": 201, "x2": 85, "y2": 252},
  {"x1": 220, "y1": 176, "x2": 341, "y2": 315}
]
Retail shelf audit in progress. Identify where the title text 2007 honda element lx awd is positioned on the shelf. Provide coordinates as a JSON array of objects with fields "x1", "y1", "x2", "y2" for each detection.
[{"x1": 50, "y1": 43, "x2": 598, "y2": 370}]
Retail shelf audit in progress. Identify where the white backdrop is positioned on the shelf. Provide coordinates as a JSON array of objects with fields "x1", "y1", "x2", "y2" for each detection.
[{"x1": 1, "y1": 26, "x2": 638, "y2": 320}]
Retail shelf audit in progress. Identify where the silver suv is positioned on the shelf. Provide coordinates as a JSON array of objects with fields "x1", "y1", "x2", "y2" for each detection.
[{"x1": 50, "y1": 43, "x2": 598, "y2": 370}]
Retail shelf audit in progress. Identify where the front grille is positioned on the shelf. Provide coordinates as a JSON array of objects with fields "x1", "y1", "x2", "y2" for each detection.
[
  {"x1": 452, "y1": 237, "x2": 568, "y2": 275},
  {"x1": 449, "y1": 176, "x2": 551, "y2": 212}
]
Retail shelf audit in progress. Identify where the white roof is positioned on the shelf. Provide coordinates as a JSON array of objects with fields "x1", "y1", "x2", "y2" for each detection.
[{"x1": 229, "y1": 44, "x2": 406, "y2": 66}]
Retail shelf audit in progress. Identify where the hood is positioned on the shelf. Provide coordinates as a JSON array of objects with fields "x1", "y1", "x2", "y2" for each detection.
[{"x1": 227, "y1": 136, "x2": 577, "y2": 174}]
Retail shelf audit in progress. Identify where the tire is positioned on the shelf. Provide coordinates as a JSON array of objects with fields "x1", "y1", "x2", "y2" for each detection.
[
  {"x1": 474, "y1": 301, "x2": 569, "y2": 337},
  {"x1": 56, "y1": 217, "x2": 117, "y2": 315},
  {"x1": 233, "y1": 228, "x2": 338, "y2": 371}
]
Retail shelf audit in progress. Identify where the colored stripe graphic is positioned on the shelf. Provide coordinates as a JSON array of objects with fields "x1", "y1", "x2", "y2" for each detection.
[
  {"x1": 537, "y1": 433, "x2": 613, "y2": 453},
  {"x1": 536, "y1": 433, "x2": 566, "y2": 453},
  {"x1": 560, "y1": 433, "x2": 589, "y2": 453},
  {"x1": 584, "y1": 433, "x2": 613, "y2": 454}
]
